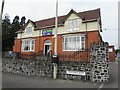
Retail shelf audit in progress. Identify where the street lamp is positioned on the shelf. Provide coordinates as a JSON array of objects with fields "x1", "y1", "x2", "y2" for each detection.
[
  {"x1": 54, "y1": 0, "x2": 58, "y2": 56},
  {"x1": 52, "y1": 0, "x2": 58, "y2": 79}
]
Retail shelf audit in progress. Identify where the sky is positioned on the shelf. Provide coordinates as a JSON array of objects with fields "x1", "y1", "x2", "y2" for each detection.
[{"x1": 0, "y1": 0, "x2": 119, "y2": 49}]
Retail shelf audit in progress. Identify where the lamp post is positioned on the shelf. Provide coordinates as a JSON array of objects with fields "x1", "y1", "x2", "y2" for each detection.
[
  {"x1": 54, "y1": 0, "x2": 58, "y2": 56},
  {"x1": 52, "y1": 0, "x2": 58, "y2": 79}
]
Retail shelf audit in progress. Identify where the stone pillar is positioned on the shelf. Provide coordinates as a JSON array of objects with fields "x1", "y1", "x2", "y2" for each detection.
[{"x1": 90, "y1": 42, "x2": 109, "y2": 82}]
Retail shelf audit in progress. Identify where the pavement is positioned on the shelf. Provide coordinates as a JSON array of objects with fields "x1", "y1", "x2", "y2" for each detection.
[
  {"x1": 98, "y1": 61, "x2": 118, "y2": 89},
  {"x1": 1, "y1": 60, "x2": 119, "y2": 89}
]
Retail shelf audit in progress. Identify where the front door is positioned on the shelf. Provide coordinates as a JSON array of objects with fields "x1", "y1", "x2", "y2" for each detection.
[
  {"x1": 44, "y1": 40, "x2": 52, "y2": 55},
  {"x1": 44, "y1": 45, "x2": 51, "y2": 55}
]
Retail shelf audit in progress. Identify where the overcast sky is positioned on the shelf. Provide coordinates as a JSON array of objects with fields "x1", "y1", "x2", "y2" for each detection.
[{"x1": 0, "y1": 0, "x2": 119, "y2": 49}]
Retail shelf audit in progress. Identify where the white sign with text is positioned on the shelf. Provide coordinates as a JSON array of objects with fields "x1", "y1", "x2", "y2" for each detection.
[{"x1": 66, "y1": 70, "x2": 86, "y2": 76}]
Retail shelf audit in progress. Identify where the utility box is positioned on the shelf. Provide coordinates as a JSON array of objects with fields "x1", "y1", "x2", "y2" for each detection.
[{"x1": 52, "y1": 55, "x2": 58, "y2": 64}]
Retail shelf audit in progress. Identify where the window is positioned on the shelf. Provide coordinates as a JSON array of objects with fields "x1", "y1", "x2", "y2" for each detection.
[
  {"x1": 109, "y1": 48, "x2": 112, "y2": 52},
  {"x1": 63, "y1": 35, "x2": 85, "y2": 51},
  {"x1": 81, "y1": 36, "x2": 85, "y2": 50},
  {"x1": 67, "y1": 19, "x2": 79, "y2": 32},
  {"x1": 22, "y1": 39, "x2": 35, "y2": 52},
  {"x1": 25, "y1": 27, "x2": 32, "y2": 37}
]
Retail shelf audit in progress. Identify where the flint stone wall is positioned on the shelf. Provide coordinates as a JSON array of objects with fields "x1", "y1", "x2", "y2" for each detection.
[
  {"x1": 57, "y1": 61, "x2": 91, "y2": 81},
  {"x1": 2, "y1": 42, "x2": 109, "y2": 82},
  {"x1": 90, "y1": 42, "x2": 109, "y2": 82},
  {"x1": 57, "y1": 42, "x2": 109, "y2": 82},
  {"x1": 2, "y1": 57, "x2": 53, "y2": 78}
]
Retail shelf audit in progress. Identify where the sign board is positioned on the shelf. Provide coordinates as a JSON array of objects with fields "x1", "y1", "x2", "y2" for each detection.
[
  {"x1": 42, "y1": 30, "x2": 52, "y2": 36},
  {"x1": 66, "y1": 70, "x2": 85, "y2": 76}
]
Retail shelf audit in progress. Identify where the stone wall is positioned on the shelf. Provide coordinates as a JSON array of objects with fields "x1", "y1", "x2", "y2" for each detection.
[
  {"x1": 2, "y1": 42, "x2": 109, "y2": 82},
  {"x1": 2, "y1": 56, "x2": 53, "y2": 78},
  {"x1": 57, "y1": 42, "x2": 109, "y2": 82},
  {"x1": 90, "y1": 42, "x2": 109, "y2": 82},
  {"x1": 57, "y1": 61, "x2": 91, "y2": 81}
]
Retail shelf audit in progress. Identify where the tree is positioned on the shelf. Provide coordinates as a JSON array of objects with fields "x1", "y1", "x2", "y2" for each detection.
[
  {"x1": 10, "y1": 15, "x2": 20, "y2": 49},
  {"x1": 2, "y1": 15, "x2": 26, "y2": 51},
  {"x1": 11, "y1": 15, "x2": 20, "y2": 35},
  {"x1": 20, "y1": 16, "x2": 26, "y2": 27},
  {"x1": 115, "y1": 49, "x2": 120, "y2": 55},
  {"x1": 2, "y1": 14, "x2": 12, "y2": 51}
]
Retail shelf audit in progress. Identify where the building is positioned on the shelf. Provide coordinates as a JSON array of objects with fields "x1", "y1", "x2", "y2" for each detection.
[
  {"x1": 13, "y1": 8, "x2": 114, "y2": 61},
  {"x1": 108, "y1": 45, "x2": 115, "y2": 62}
]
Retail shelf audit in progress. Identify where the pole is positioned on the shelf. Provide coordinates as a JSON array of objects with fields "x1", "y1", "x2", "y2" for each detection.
[
  {"x1": 54, "y1": 0, "x2": 58, "y2": 56},
  {"x1": 53, "y1": 0, "x2": 58, "y2": 79},
  {"x1": 0, "y1": 1, "x2": 4, "y2": 89},
  {"x1": 0, "y1": 0, "x2": 5, "y2": 54},
  {"x1": 0, "y1": 0, "x2": 4, "y2": 33},
  {"x1": 39, "y1": 29, "x2": 40, "y2": 54},
  {"x1": 0, "y1": 0, "x2": 4, "y2": 17},
  {"x1": 85, "y1": 21, "x2": 88, "y2": 63}
]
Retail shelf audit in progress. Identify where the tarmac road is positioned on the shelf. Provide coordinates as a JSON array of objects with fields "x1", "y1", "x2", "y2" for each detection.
[{"x1": 2, "y1": 72, "x2": 101, "y2": 88}]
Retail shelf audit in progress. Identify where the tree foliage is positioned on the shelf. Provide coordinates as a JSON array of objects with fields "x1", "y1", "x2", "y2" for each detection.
[
  {"x1": 115, "y1": 49, "x2": 120, "y2": 54},
  {"x1": 2, "y1": 14, "x2": 12, "y2": 51},
  {"x1": 2, "y1": 14, "x2": 26, "y2": 51},
  {"x1": 20, "y1": 16, "x2": 26, "y2": 27}
]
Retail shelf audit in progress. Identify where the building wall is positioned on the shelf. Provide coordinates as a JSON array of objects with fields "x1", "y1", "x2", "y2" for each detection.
[
  {"x1": 13, "y1": 12, "x2": 102, "y2": 61},
  {"x1": 13, "y1": 39, "x2": 21, "y2": 52},
  {"x1": 52, "y1": 13, "x2": 100, "y2": 35},
  {"x1": 17, "y1": 23, "x2": 40, "y2": 39},
  {"x1": 17, "y1": 13, "x2": 101, "y2": 39},
  {"x1": 108, "y1": 47, "x2": 115, "y2": 61},
  {"x1": 13, "y1": 31, "x2": 101, "y2": 61}
]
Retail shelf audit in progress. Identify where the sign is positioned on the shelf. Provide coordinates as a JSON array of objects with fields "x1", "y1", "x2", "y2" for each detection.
[
  {"x1": 42, "y1": 30, "x2": 52, "y2": 36},
  {"x1": 66, "y1": 70, "x2": 85, "y2": 76}
]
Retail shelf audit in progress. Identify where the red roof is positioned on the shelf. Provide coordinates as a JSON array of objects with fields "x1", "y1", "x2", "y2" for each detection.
[
  {"x1": 108, "y1": 45, "x2": 115, "y2": 48},
  {"x1": 17, "y1": 8, "x2": 101, "y2": 33},
  {"x1": 35, "y1": 15, "x2": 65, "y2": 29}
]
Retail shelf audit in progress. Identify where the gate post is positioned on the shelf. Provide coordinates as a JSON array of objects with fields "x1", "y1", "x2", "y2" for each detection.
[
  {"x1": 53, "y1": 63, "x2": 57, "y2": 79},
  {"x1": 52, "y1": 55, "x2": 58, "y2": 79}
]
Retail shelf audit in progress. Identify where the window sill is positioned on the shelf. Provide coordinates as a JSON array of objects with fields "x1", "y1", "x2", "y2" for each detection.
[
  {"x1": 62, "y1": 50, "x2": 85, "y2": 52},
  {"x1": 21, "y1": 51, "x2": 34, "y2": 52}
]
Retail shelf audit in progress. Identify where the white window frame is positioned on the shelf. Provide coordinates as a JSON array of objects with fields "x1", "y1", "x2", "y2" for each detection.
[
  {"x1": 67, "y1": 18, "x2": 80, "y2": 32},
  {"x1": 109, "y1": 48, "x2": 113, "y2": 52},
  {"x1": 25, "y1": 27, "x2": 33, "y2": 37},
  {"x1": 21, "y1": 39, "x2": 35, "y2": 52},
  {"x1": 62, "y1": 35, "x2": 85, "y2": 51}
]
